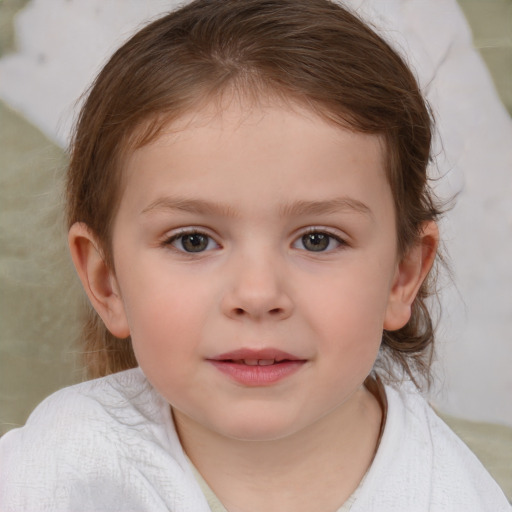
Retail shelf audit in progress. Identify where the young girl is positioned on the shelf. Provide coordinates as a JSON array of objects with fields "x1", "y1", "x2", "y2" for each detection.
[{"x1": 0, "y1": 0, "x2": 509, "y2": 510}]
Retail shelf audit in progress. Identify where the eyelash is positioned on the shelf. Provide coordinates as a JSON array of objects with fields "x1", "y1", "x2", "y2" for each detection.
[
  {"x1": 162, "y1": 229, "x2": 220, "y2": 254},
  {"x1": 293, "y1": 228, "x2": 347, "y2": 253},
  {"x1": 162, "y1": 228, "x2": 347, "y2": 254}
]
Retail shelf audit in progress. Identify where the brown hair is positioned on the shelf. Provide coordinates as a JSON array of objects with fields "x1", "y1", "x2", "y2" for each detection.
[{"x1": 67, "y1": 0, "x2": 442, "y2": 385}]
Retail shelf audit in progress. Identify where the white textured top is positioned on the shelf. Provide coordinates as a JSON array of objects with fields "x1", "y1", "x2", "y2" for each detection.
[{"x1": 0, "y1": 368, "x2": 510, "y2": 511}]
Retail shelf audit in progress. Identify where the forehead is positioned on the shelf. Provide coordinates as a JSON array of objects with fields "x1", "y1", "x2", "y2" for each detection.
[
  {"x1": 117, "y1": 99, "x2": 394, "y2": 229},
  {"x1": 127, "y1": 88, "x2": 388, "y2": 158}
]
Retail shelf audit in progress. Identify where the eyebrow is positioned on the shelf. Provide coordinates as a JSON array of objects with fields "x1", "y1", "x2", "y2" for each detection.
[
  {"x1": 279, "y1": 198, "x2": 373, "y2": 219},
  {"x1": 142, "y1": 197, "x2": 239, "y2": 217},
  {"x1": 141, "y1": 196, "x2": 373, "y2": 219}
]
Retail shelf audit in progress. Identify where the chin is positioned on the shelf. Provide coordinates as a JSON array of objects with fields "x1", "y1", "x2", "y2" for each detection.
[{"x1": 211, "y1": 411, "x2": 306, "y2": 443}]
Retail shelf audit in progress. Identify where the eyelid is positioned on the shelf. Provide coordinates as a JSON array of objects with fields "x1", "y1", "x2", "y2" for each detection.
[
  {"x1": 162, "y1": 227, "x2": 221, "y2": 253},
  {"x1": 292, "y1": 226, "x2": 349, "y2": 251},
  {"x1": 301, "y1": 226, "x2": 348, "y2": 241}
]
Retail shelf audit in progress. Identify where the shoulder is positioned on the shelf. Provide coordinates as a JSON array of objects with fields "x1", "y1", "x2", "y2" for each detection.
[
  {"x1": 0, "y1": 368, "x2": 206, "y2": 511},
  {"x1": 352, "y1": 382, "x2": 511, "y2": 512},
  {"x1": 0, "y1": 368, "x2": 155, "y2": 481},
  {"x1": 3, "y1": 367, "x2": 161, "y2": 440}
]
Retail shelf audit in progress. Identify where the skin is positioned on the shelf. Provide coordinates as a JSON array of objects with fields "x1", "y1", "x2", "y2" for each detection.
[{"x1": 69, "y1": 99, "x2": 438, "y2": 511}]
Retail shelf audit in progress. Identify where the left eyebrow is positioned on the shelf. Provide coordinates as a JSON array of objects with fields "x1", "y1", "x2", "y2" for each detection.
[{"x1": 279, "y1": 197, "x2": 374, "y2": 220}]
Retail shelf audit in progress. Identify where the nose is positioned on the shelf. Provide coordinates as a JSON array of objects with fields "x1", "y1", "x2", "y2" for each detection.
[{"x1": 221, "y1": 253, "x2": 293, "y2": 322}]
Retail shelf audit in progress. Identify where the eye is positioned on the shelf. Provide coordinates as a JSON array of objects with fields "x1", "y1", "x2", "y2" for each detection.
[
  {"x1": 293, "y1": 230, "x2": 344, "y2": 252},
  {"x1": 165, "y1": 231, "x2": 219, "y2": 253}
]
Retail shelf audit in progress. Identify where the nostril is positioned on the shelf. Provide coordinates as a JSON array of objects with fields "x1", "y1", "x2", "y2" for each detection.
[{"x1": 231, "y1": 307, "x2": 283, "y2": 317}]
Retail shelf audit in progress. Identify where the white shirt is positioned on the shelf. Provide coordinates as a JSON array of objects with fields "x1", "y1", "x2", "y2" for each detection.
[{"x1": 0, "y1": 368, "x2": 510, "y2": 511}]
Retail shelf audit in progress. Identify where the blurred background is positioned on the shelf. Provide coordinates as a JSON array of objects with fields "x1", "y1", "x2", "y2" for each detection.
[{"x1": 0, "y1": 0, "x2": 511, "y2": 498}]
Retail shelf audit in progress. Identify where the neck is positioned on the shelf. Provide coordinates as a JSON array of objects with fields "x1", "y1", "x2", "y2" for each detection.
[{"x1": 174, "y1": 385, "x2": 383, "y2": 512}]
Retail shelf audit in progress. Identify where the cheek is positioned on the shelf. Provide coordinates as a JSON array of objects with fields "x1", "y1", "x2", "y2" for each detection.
[
  {"x1": 125, "y1": 285, "x2": 202, "y2": 404},
  {"x1": 118, "y1": 276, "x2": 190, "y2": 355},
  {"x1": 120, "y1": 258, "x2": 208, "y2": 329},
  {"x1": 299, "y1": 259, "x2": 392, "y2": 354}
]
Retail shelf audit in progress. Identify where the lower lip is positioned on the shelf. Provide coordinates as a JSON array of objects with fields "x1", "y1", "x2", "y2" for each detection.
[{"x1": 209, "y1": 360, "x2": 305, "y2": 386}]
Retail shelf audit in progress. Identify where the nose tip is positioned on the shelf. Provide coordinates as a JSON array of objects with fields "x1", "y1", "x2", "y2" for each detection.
[{"x1": 222, "y1": 260, "x2": 293, "y2": 321}]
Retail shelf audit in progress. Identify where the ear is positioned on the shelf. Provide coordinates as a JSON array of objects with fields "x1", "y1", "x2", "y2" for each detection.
[
  {"x1": 384, "y1": 221, "x2": 438, "y2": 331},
  {"x1": 68, "y1": 222, "x2": 130, "y2": 339}
]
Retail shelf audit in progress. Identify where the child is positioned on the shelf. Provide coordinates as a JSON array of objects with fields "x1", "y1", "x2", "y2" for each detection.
[{"x1": 0, "y1": 0, "x2": 509, "y2": 510}]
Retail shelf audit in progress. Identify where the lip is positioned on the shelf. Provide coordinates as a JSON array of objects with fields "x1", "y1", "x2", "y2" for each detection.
[
  {"x1": 211, "y1": 348, "x2": 302, "y2": 362},
  {"x1": 207, "y1": 348, "x2": 307, "y2": 386}
]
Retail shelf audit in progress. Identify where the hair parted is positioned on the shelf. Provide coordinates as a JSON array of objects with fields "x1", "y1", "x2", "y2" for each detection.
[{"x1": 67, "y1": 0, "x2": 442, "y2": 386}]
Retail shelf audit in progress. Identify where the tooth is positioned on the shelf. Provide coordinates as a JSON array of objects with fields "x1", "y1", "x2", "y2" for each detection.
[
  {"x1": 258, "y1": 359, "x2": 275, "y2": 366},
  {"x1": 244, "y1": 359, "x2": 259, "y2": 366}
]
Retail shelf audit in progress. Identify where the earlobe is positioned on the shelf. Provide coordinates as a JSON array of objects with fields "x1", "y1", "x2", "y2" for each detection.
[
  {"x1": 384, "y1": 221, "x2": 438, "y2": 331},
  {"x1": 68, "y1": 222, "x2": 130, "y2": 339}
]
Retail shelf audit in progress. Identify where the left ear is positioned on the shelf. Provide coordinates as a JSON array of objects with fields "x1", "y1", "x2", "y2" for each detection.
[{"x1": 384, "y1": 221, "x2": 439, "y2": 331}]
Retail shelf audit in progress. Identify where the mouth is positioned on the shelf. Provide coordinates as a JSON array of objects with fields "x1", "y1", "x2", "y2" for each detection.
[
  {"x1": 229, "y1": 358, "x2": 283, "y2": 366},
  {"x1": 210, "y1": 348, "x2": 303, "y2": 364},
  {"x1": 208, "y1": 349, "x2": 306, "y2": 386}
]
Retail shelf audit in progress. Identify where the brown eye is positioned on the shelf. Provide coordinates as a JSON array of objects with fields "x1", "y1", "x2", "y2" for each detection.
[
  {"x1": 181, "y1": 234, "x2": 209, "y2": 252},
  {"x1": 302, "y1": 233, "x2": 330, "y2": 251},
  {"x1": 294, "y1": 231, "x2": 343, "y2": 252},
  {"x1": 167, "y1": 232, "x2": 218, "y2": 253}
]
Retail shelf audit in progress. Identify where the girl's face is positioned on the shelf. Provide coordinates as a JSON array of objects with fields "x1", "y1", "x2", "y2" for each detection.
[{"x1": 106, "y1": 100, "x2": 412, "y2": 441}]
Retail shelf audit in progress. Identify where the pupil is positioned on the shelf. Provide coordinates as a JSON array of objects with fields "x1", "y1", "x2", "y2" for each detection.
[
  {"x1": 183, "y1": 234, "x2": 208, "y2": 252},
  {"x1": 303, "y1": 233, "x2": 328, "y2": 251}
]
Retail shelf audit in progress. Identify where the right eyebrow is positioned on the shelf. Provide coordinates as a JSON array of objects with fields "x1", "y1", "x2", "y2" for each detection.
[{"x1": 141, "y1": 196, "x2": 239, "y2": 217}]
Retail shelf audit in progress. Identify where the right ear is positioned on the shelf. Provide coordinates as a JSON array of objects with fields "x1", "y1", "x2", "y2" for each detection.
[{"x1": 68, "y1": 222, "x2": 130, "y2": 339}]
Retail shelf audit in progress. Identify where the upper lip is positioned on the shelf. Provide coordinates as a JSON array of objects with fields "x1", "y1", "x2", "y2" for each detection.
[{"x1": 209, "y1": 348, "x2": 303, "y2": 362}]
